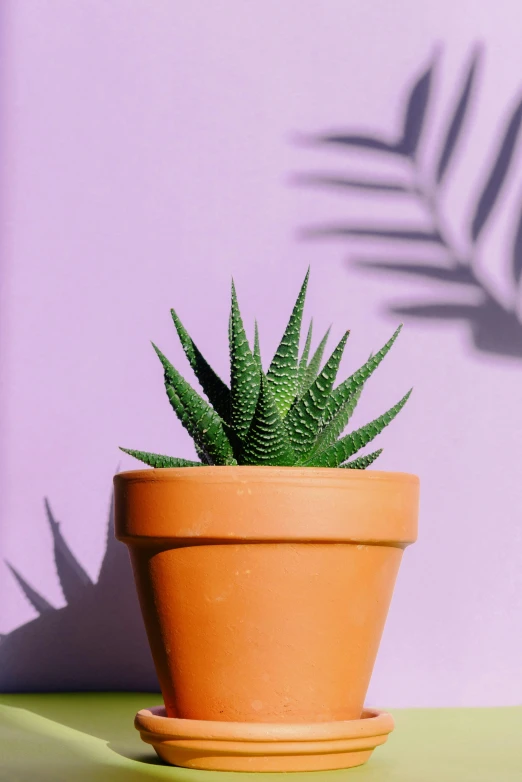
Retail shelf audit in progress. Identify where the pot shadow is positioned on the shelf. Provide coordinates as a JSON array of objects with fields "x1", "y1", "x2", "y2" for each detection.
[
  {"x1": 0, "y1": 692, "x2": 169, "y2": 776},
  {"x1": 120, "y1": 752, "x2": 166, "y2": 766},
  {"x1": 1, "y1": 691, "x2": 392, "y2": 780},
  {"x1": 1, "y1": 487, "x2": 160, "y2": 692}
]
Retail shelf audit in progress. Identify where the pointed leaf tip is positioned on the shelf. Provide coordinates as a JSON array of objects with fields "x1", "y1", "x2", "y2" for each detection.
[
  {"x1": 298, "y1": 318, "x2": 314, "y2": 394},
  {"x1": 266, "y1": 269, "x2": 310, "y2": 416},
  {"x1": 341, "y1": 449, "x2": 383, "y2": 470},
  {"x1": 229, "y1": 281, "x2": 261, "y2": 440},
  {"x1": 153, "y1": 345, "x2": 235, "y2": 465},
  {"x1": 170, "y1": 306, "x2": 231, "y2": 422},
  {"x1": 322, "y1": 324, "x2": 403, "y2": 428},
  {"x1": 120, "y1": 448, "x2": 205, "y2": 468},
  {"x1": 306, "y1": 388, "x2": 411, "y2": 468},
  {"x1": 253, "y1": 320, "x2": 262, "y2": 370},
  {"x1": 299, "y1": 324, "x2": 331, "y2": 399},
  {"x1": 286, "y1": 330, "x2": 350, "y2": 458}
]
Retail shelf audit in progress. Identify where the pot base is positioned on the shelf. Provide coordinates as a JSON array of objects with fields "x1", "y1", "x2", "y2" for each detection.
[{"x1": 134, "y1": 706, "x2": 394, "y2": 772}]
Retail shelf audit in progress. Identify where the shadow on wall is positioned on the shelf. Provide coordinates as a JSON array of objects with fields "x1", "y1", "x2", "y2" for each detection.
[
  {"x1": 0, "y1": 488, "x2": 158, "y2": 692},
  {"x1": 296, "y1": 44, "x2": 522, "y2": 360}
]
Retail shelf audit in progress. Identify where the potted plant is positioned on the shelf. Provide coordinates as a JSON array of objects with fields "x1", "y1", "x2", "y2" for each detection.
[{"x1": 114, "y1": 269, "x2": 419, "y2": 772}]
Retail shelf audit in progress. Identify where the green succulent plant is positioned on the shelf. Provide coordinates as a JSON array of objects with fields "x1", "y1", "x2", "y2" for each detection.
[{"x1": 121, "y1": 269, "x2": 411, "y2": 470}]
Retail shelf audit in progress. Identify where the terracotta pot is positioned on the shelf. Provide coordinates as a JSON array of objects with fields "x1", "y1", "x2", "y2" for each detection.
[{"x1": 114, "y1": 466, "x2": 418, "y2": 770}]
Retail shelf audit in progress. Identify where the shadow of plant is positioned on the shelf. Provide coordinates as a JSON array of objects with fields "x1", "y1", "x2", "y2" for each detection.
[
  {"x1": 1, "y1": 488, "x2": 158, "y2": 692},
  {"x1": 296, "y1": 45, "x2": 522, "y2": 359}
]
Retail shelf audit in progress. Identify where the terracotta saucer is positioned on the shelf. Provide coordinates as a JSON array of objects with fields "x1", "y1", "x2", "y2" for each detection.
[{"x1": 134, "y1": 706, "x2": 394, "y2": 772}]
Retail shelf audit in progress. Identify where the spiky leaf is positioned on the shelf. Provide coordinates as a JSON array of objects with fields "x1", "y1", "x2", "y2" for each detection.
[
  {"x1": 305, "y1": 385, "x2": 363, "y2": 461},
  {"x1": 171, "y1": 307, "x2": 230, "y2": 422},
  {"x1": 340, "y1": 449, "x2": 383, "y2": 469},
  {"x1": 253, "y1": 320, "x2": 262, "y2": 371},
  {"x1": 305, "y1": 389, "x2": 411, "y2": 467},
  {"x1": 285, "y1": 331, "x2": 349, "y2": 457},
  {"x1": 298, "y1": 318, "x2": 313, "y2": 394},
  {"x1": 300, "y1": 326, "x2": 331, "y2": 398},
  {"x1": 229, "y1": 282, "x2": 260, "y2": 440},
  {"x1": 194, "y1": 442, "x2": 212, "y2": 465},
  {"x1": 153, "y1": 343, "x2": 236, "y2": 465},
  {"x1": 120, "y1": 448, "x2": 203, "y2": 468},
  {"x1": 239, "y1": 374, "x2": 295, "y2": 465},
  {"x1": 322, "y1": 325, "x2": 402, "y2": 428},
  {"x1": 267, "y1": 269, "x2": 309, "y2": 416}
]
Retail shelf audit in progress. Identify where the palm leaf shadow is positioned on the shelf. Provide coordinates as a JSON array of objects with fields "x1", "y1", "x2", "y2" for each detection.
[
  {"x1": 1, "y1": 484, "x2": 158, "y2": 692},
  {"x1": 292, "y1": 174, "x2": 410, "y2": 194},
  {"x1": 352, "y1": 259, "x2": 476, "y2": 284},
  {"x1": 296, "y1": 44, "x2": 522, "y2": 361},
  {"x1": 303, "y1": 226, "x2": 443, "y2": 243},
  {"x1": 390, "y1": 296, "x2": 522, "y2": 358},
  {"x1": 316, "y1": 59, "x2": 435, "y2": 159}
]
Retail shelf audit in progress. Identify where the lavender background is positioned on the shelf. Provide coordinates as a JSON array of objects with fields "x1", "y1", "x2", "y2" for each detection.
[{"x1": 1, "y1": 1, "x2": 521, "y2": 706}]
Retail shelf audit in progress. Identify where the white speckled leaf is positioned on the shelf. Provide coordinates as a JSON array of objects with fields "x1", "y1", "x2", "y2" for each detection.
[
  {"x1": 285, "y1": 331, "x2": 349, "y2": 458},
  {"x1": 322, "y1": 325, "x2": 402, "y2": 427},
  {"x1": 153, "y1": 343, "x2": 236, "y2": 465},
  {"x1": 340, "y1": 449, "x2": 383, "y2": 469},
  {"x1": 305, "y1": 390, "x2": 411, "y2": 467},
  {"x1": 229, "y1": 282, "x2": 260, "y2": 441},
  {"x1": 170, "y1": 307, "x2": 230, "y2": 423},
  {"x1": 240, "y1": 374, "x2": 295, "y2": 465},
  {"x1": 299, "y1": 325, "x2": 331, "y2": 399},
  {"x1": 267, "y1": 269, "x2": 309, "y2": 416},
  {"x1": 119, "y1": 448, "x2": 203, "y2": 468}
]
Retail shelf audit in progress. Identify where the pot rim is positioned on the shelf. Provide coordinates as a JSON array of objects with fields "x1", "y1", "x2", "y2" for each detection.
[
  {"x1": 114, "y1": 466, "x2": 419, "y2": 546},
  {"x1": 115, "y1": 465, "x2": 419, "y2": 484}
]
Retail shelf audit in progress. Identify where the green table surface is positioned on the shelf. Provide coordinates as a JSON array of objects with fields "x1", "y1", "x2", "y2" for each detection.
[{"x1": 0, "y1": 694, "x2": 520, "y2": 781}]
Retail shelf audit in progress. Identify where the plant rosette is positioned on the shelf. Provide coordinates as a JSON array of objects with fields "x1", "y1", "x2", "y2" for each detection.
[{"x1": 115, "y1": 270, "x2": 419, "y2": 772}]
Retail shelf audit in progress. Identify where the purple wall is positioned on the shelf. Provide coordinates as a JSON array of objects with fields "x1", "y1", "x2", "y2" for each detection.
[{"x1": 1, "y1": 1, "x2": 521, "y2": 705}]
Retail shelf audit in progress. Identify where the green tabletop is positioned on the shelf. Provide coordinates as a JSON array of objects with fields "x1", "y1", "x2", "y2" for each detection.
[{"x1": 0, "y1": 694, "x2": 520, "y2": 781}]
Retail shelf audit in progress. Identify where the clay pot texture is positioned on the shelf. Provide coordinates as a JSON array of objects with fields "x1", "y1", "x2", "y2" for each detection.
[{"x1": 114, "y1": 466, "x2": 418, "y2": 724}]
